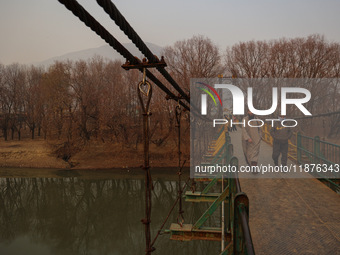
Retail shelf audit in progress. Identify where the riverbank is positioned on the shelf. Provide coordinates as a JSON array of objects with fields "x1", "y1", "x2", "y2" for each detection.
[
  {"x1": 0, "y1": 167, "x2": 190, "y2": 179},
  {"x1": 0, "y1": 138, "x2": 189, "y2": 169}
]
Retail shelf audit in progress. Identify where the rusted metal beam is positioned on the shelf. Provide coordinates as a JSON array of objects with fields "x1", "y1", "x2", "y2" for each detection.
[
  {"x1": 185, "y1": 191, "x2": 229, "y2": 203},
  {"x1": 165, "y1": 94, "x2": 187, "y2": 101},
  {"x1": 167, "y1": 223, "x2": 231, "y2": 242},
  {"x1": 121, "y1": 56, "x2": 167, "y2": 70}
]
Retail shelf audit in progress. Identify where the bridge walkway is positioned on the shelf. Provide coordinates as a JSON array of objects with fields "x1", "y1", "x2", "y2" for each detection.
[{"x1": 229, "y1": 130, "x2": 340, "y2": 255}]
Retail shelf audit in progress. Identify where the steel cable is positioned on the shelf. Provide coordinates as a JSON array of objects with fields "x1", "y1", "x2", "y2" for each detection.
[
  {"x1": 96, "y1": 0, "x2": 190, "y2": 104},
  {"x1": 57, "y1": 0, "x2": 190, "y2": 111}
]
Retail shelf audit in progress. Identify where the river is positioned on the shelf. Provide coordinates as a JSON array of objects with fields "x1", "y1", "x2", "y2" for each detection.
[{"x1": 0, "y1": 168, "x2": 220, "y2": 255}]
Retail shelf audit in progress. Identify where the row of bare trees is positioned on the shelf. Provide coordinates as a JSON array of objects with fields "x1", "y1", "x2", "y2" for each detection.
[
  {"x1": 224, "y1": 35, "x2": 340, "y2": 137},
  {"x1": 1, "y1": 34, "x2": 339, "y2": 148},
  {"x1": 226, "y1": 34, "x2": 340, "y2": 78},
  {"x1": 0, "y1": 58, "x2": 181, "y2": 147}
]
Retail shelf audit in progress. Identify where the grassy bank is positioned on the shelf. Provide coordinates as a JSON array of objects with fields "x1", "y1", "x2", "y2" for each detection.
[{"x1": 0, "y1": 138, "x2": 189, "y2": 169}]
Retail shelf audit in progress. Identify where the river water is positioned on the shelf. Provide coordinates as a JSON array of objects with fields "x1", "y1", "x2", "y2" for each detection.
[{"x1": 0, "y1": 168, "x2": 220, "y2": 255}]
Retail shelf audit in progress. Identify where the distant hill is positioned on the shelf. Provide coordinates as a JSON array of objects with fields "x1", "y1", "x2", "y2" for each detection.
[{"x1": 34, "y1": 42, "x2": 163, "y2": 67}]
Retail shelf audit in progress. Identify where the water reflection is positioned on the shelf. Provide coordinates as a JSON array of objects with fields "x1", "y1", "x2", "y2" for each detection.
[{"x1": 0, "y1": 175, "x2": 220, "y2": 255}]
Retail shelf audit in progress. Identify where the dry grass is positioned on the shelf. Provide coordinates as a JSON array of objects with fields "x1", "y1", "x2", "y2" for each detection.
[
  {"x1": 0, "y1": 138, "x2": 190, "y2": 169},
  {"x1": 0, "y1": 138, "x2": 69, "y2": 168}
]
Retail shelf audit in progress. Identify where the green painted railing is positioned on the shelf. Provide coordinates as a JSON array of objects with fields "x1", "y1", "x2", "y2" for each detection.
[
  {"x1": 211, "y1": 133, "x2": 254, "y2": 255},
  {"x1": 169, "y1": 131, "x2": 255, "y2": 255},
  {"x1": 297, "y1": 132, "x2": 340, "y2": 192}
]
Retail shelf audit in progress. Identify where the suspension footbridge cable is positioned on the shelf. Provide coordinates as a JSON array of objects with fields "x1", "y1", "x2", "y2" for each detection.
[
  {"x1": 57, "y1": 0, "x2": 190, "y2": 111},
  {"x1": 95, "y1": 0, "x2": 190, "y2": 104},
  {"x1": 95, "y1": 0, "x2": 207, "y2": 117}
]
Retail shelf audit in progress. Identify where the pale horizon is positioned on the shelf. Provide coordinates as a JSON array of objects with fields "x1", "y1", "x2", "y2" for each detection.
[{"x1": 1, "y1": 0, "x2": 340, "y2": 65}]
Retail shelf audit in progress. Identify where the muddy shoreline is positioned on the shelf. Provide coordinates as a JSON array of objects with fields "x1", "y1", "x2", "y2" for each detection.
[
  {"x1": 0, "y1": 167, "x2": 190, "y2": 180},
  {"x1": 0, "y1": 138, "x2": 190, "y2": 170}
]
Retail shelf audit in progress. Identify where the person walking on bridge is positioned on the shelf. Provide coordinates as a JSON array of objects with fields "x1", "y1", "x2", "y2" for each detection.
[
  {"x1": 270, "y1": 115, "x2": 293, "y2": 166},
  {"x1": 242, "y1": 110, "x2": 262, "y2": 168}
]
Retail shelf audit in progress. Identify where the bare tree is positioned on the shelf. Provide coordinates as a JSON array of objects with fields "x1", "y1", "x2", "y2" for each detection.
[
  {"x1": 226, "y1": 40, "x2": 270, "y2": 78},
  {"x1": 25, "y1": 65, "x2": 45, "y2": 139},
  {"x1": 163, "y1": 35, "x2": 222, "y2": 90},
  {"x1": 42, "y1": 61, "x2": 72, "y2": 140},
  {"x1": 0, "y1": 64, "x2": 26, "y2": 140}
]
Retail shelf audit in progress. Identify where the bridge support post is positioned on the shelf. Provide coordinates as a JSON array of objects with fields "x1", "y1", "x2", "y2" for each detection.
[
  {"x1": 313, "y1": 136, "x2": 321, "y2": 164},
  {"x1": 297, "y1": 132, "x2": 301, "y2": 164},
  {"x1": 234, "y1": 192, "x2": 250, "y2": 255}
]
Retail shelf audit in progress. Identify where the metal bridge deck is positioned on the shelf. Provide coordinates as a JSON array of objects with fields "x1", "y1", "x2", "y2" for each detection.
[{"x1": 229, "y1": 131, "x2": 340, "y2": 255}]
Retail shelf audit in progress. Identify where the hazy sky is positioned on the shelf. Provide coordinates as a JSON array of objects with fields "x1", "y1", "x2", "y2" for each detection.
[{"x1": 1, "y1": 0, "x2": 340, "y2": 65}]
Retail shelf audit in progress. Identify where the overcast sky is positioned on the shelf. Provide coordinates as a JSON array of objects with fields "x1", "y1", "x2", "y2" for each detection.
[{"x1": 1, "y1": 0, "x2": 340, "y2": 65}]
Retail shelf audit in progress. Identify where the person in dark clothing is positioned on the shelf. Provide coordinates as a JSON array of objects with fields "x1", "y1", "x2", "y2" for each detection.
[
  {"x1": 231, "y1": 115, "x2": 237, "y2": 132},
  {"x1": 225, "y1": 114, "x2": 232, "y2": 132},
  {"x1": 270, "y1": 116, "x2": 293, "y2": 166}
]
